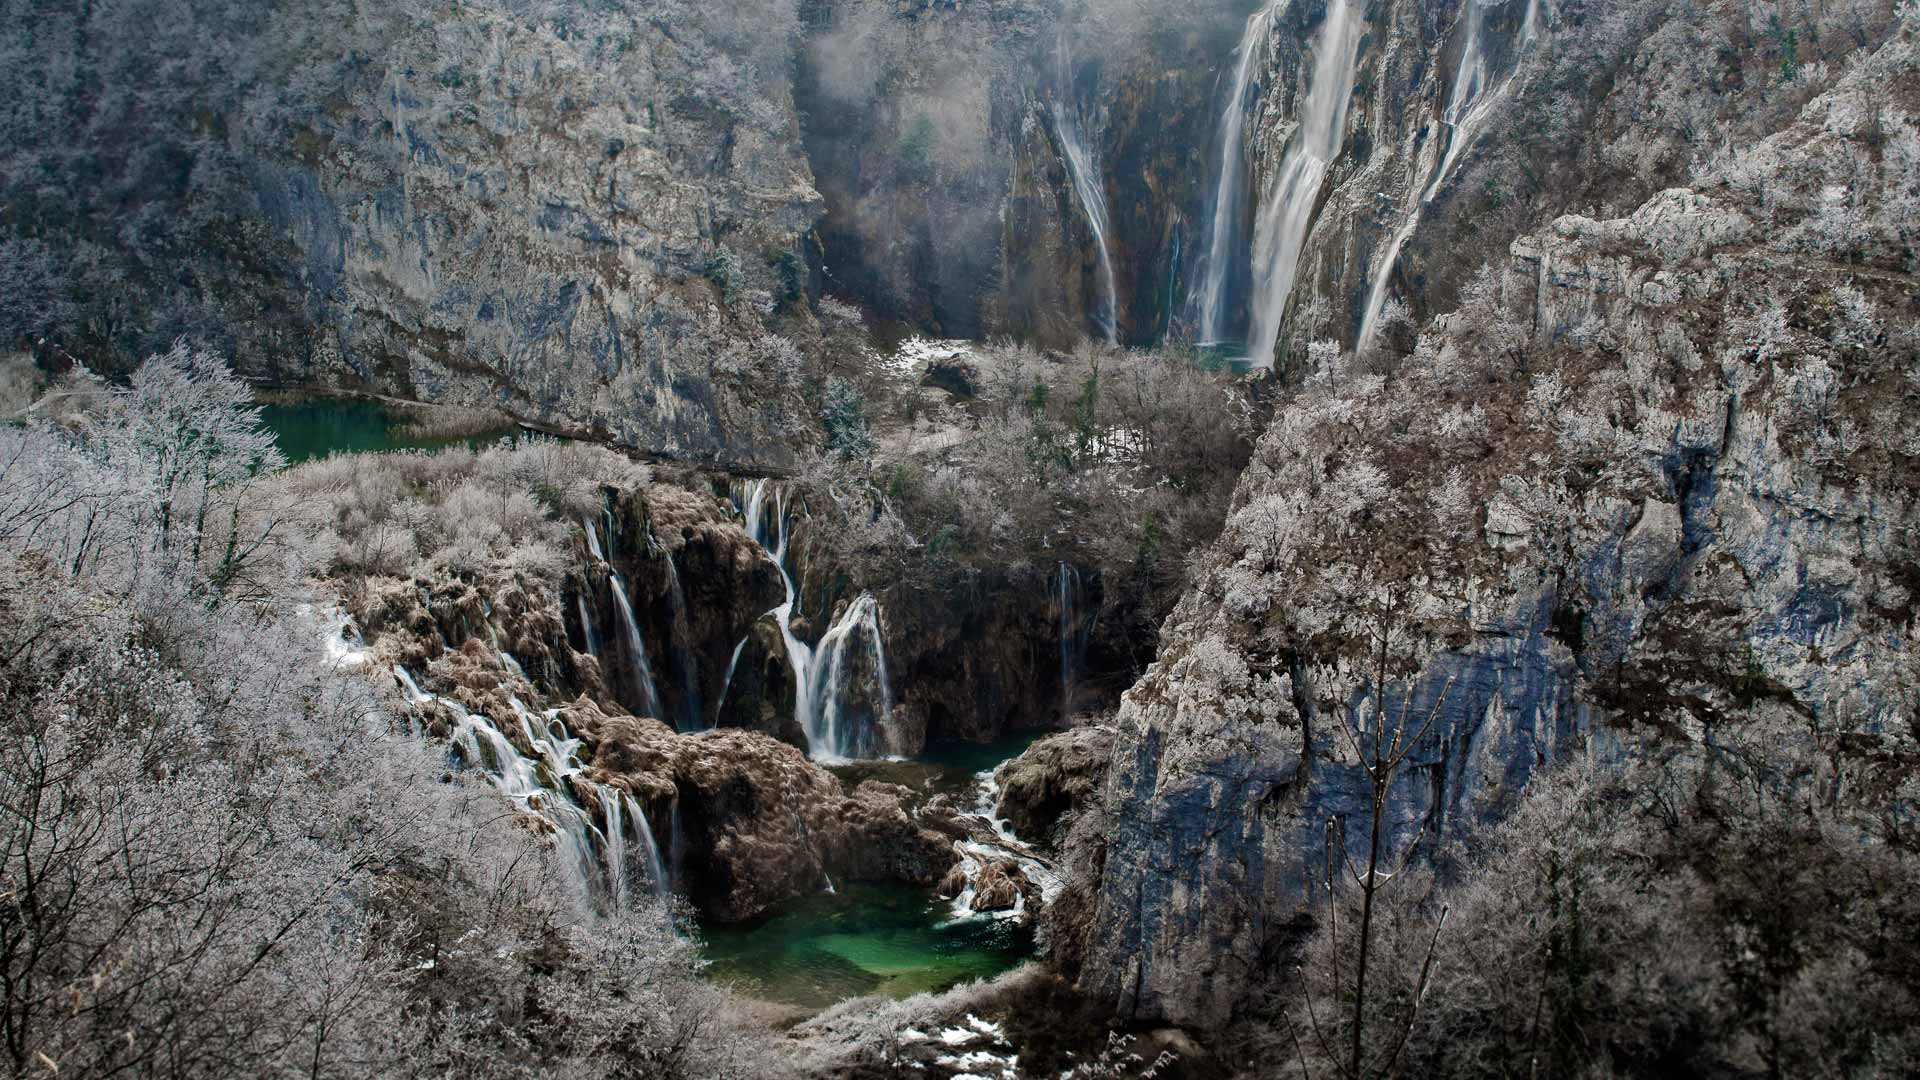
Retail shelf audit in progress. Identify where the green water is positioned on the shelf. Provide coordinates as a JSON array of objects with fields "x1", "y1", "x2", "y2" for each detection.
[
  {"x1": 699, "y1": 882, "x2": 1035, "y2": 1010},
  {"x1": 700, "y1": 731, "x2": 1050, "y2": 1010},
  {"x1": 259, "y1": 398, "x2": 518, "y2": 463}
]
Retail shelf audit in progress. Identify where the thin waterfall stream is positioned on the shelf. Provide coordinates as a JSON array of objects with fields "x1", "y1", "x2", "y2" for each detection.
[
  {"x1": 1192, "y1": 2, "x2": 1275, "y2": 345},
  {"x1": 1051, "y1": 38, "x2": 1120, "y2": 346},
  {"x1": 1356, "y1": 0, "x2": 1541, "y2": 350},
  {"x1": 733, "y1": 479, "x2": 895, "y2": 761},
  {"x1": 1245, "y1": 0, "x2": 1365, "y2": 370}
]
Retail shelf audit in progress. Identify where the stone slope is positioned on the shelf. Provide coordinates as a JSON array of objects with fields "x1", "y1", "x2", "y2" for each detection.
[
  {"x1": 3, "y1": 0, "x2": 821, "y2": 467},
  {"x1": 1055, "y1": 17, "x2": 1920, "y2": 1029}
]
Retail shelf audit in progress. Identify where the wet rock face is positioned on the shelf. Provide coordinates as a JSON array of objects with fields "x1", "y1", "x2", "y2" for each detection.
[
  {"x1": 796, "y1": 0, "x2": 1250, "y2": 348},
  {"x1": 994, "y1": 724, "x2": 1117, "y2": 842},
  {"x1": 18, "y1": 2, "x2": 820, "y2": 468},
  {"x1": 577, "y1": 714, "x2": 958, "y2": 923},
  {"x1": 1059, "y1": 26, "x2": 1920, "y2": 1030}
]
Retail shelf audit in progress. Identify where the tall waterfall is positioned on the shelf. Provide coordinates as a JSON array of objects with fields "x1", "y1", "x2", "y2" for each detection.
[
  {"x1": 653, "y1": 535, "x2": 704, "y2": 732},
  {"x1": 1053, "y1": 39, "x2": 1119, "y2": 344},
  {"x1": 733, "y1": 479, "x2": 895, "y2": 761},
  {"x1": 1192, "y1": 3, "x2": 1275, "y2": 345},
  {"x1": 398, "y1": 665, "x2": 669, "y2": 909},
  {"x1": 608, "y1": 572, "x2": 666, "y2": 722},
  {"x1": 1245, "y1": 0, "x2": 1365, "y2": 370},
  {"x1": 1356, "y1": 0, "x2": 1541, "y2": 351},
  {"x1": 1055, "y1": 562, "x2": 1089, "y2": 720}
]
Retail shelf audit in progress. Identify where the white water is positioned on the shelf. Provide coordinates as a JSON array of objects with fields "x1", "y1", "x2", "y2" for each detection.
[
  {"x1": 1052, "y1": 91, "x2": 1119, "y2": 345},
  {"x1": 943, "y1": 766, "x2": 1062, "y2": 924},
  {"x1": 1246, "y1": 0, "x2": 1365, "y2": 370},
  {"x1": 714, "y1": 635, "x2": 750, "y2": 723},
  {"x1": 607, "y1": 572, "x2": 665, "y2": 722},
  {"x1": 1193, "y1": 3, "x2": 1276, "y2": 345},
  {"x1": 1055, "y1": 562, "x2": 1088, "y2": 721},
  {"x1": 1356, "y1": 0, "x2": 1541, "y2": 351},
  {"x1": 654, "y1": 535, "x2": 703, "y2": 731},
  {"x1": 734, "y1": 479, "x2": 896, "y2": 760},
  {"x1": 396, "y1": 665, "x2": 669, "y2": 910}
]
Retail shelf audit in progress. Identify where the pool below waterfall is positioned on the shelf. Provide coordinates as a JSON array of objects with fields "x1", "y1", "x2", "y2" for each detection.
[{"x1": 698, "y1": 732, "x2": 1047, "y2": 1010}]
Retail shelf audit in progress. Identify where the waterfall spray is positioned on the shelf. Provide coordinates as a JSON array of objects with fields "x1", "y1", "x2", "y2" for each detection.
[
  {"x1": 1192, "y1": 3, "x2": 1275, "y2": 345},
  {"x1": 1053, "y1": 36, "x2": 1119, "y2": 345},
  {"x1": 397, "y1": 665, "x2": 669, "y2": 912},
  {"x1": 1356, "y1": 0, "x2": 1541, "y2": 351},
  {"x1": 608, "y1": 572, "x2": 665, "y2": 722},
  {"x1": 1245, "y1": 0, "x2": 1365, "y2": 370},
  {"x1": 733, "y1": 479, "x2": 895, "y2": 760}
]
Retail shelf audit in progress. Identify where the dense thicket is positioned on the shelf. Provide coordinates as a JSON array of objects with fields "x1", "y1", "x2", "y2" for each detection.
[{"x1": 0, "y1": 349, "x2": 769, "y2": 1078}]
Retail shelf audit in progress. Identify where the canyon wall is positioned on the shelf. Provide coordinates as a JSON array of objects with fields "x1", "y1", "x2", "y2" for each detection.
[
  {"x1": 1055, "y1": 6, "x2": 1920, "y2": 1029},
  {"x1": 3, "y1": 0, "x2": 822, "y2": 467}
]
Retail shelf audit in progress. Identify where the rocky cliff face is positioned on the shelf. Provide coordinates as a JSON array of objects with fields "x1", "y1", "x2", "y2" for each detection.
[
  {"x1": 796, "y1": 0, "x2": 1254, "y2": 347},
  {"x1": 1055, "y1": 13, "x2": 1920, "y2": 1029},
  {"x1": 5, "y1": 0, "x2": 821, "y2": 468}
]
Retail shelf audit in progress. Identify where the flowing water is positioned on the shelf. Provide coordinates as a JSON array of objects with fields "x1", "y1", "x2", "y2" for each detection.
[
  {"x1": 701, "y1": 733, "x2": 1046, "y2": 1010},
  {"x1": 394, "y1": 664, "x2": 670, "y2": 909},
  {"x1": 1051, "y1": 39, "x2": 1120, "y2": 347},
  {"x1": 1192, "y1": 2, "x2": 1275, "y2": 345},
  {"x1": 1055, "y1": 562, "x2": 1089, "y2": 721},
  {"x1": 1356, "y1": 0, "x2": 1541, "y2": 350},
  {"x1": 1054, "y1": 105, "x2": 1120, "y2": 345},
  {"x1": 1246, "y1": 0, "x2": 1365, "y2": 370},
  {"x1": 733, "y1": 479, "x2": 895, "y2": 761},
  {"x1": 261, "y1": 396, "x2": 516, "y2": 462}
]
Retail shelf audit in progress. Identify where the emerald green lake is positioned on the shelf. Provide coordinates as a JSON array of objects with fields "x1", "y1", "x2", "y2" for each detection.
[
  {"x1": 699, "y1": 731, "x2": 1049, "y2": 1010},
  {"x1": 698, "y1": 882, "x2": 1035, "y2": 1011},
  {"x1": 259, "y1": 398, "x2": 517, "y2": 463}
]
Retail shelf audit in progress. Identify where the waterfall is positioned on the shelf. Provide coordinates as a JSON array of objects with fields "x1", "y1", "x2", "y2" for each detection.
[
  {"x1": 1245, "y1": 0, "x2": 1365, "y2": 370},
  {"x1": 395, "y1": 665, "x2": 668, "y2": 911},
  {"x1": 653, "y1": 535, "x2": 704, "y2": 732},
  {"x1": 1052, "y1": 38, "x2": 1119, "y2": 345},
  {"x1": 1356, "y1": 0, "x2": 1541, "y2": 351},
  {"x1": 1192, "y1": 3, "x2": 1276, "y2": 345},
  {"x1": 733, "y1": 479, "x2": 895, "y2": 761},
  {"x1": 576, "y1": 594, "x2": 601, "y2": 657},
  {"x1": 608, "y1": 572, "x2": 665, "y2": 721},
  {"x1": 715, "y1": 635, "x2": 749, "y2": 723},
  {"x1": 811, "y1": 594, "x2": 893, "y2": 761},
  {"x1": 1055, "y1": 562, "x2": 1089, "y2": 721},
  {"x1": 582, "y1": 515, "x2": 605, "y2": 562}
]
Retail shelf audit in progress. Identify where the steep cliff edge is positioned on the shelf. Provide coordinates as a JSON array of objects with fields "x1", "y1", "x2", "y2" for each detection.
[
  {"x1": 3, "y1": 0, "x2": 820, "y2": 467},
  {"x1": 1056, "y1": 17, "x2": 1920, "y2": 1028}
]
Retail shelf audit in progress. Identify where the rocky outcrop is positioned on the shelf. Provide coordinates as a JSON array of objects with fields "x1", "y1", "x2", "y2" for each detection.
[
  {"x1": 9, "y1": 1, "x2": 821, "y2": 468},
  {"x1": 576, "y1": 708, "x2": 958, "y2": 922},
  {"x1": 994, "y1": 724, "x2": 1117, "y2": 841},
  {"x1": 1056, "y1": 21, "x2": 1920, "y2": 1029}
]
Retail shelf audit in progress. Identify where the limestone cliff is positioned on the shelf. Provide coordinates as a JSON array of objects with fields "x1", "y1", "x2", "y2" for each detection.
[
  {"x1": 4, "y1": 0, "x2": 822, "y2": 468},
  {"x1": 1056, "y1": 15, "x2": 1920, "y2": 1028}
]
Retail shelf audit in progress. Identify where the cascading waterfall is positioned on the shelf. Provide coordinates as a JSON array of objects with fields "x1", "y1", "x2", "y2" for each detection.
[
  {"x1": 396, "y1": 665, "x2": 669, "y2": 909},
  {"x1": 653, "y1": 533, "x2": 704, "y2": 732},
  {"x1": 1356, "y1": 0, "x2": 1541, "y2": 351},
  {"x1": 1055, "y1": 562, "x2": 1089, "y2": 720},
  {"x1": 714, "y1": 635, "x2": 750, "y2": 723},
  {"x1": 1245, "y1": 0, "x2": 1365, "y2": 370},
  {"x1": 1192, "y1": 2, "x2": 1276, "y2": 345},
  {"x1": 608, "y1": 572, "x2": 666, "y2": 721},
  {"x1": 1052, "y1": 38, "x2": 1119, "y2": 345},
  {"x1": 733, "y1": 479, "x2": 895, "y2": 761}
]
